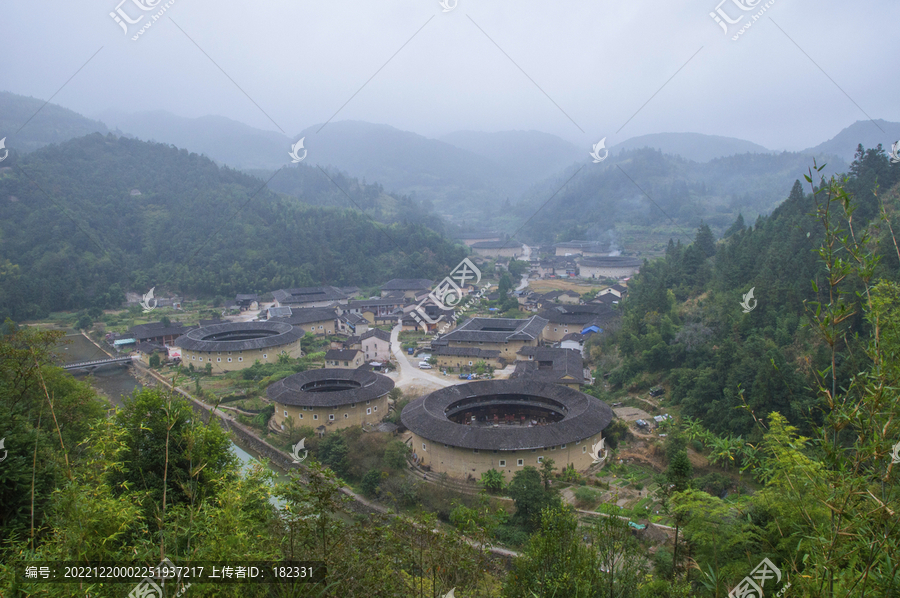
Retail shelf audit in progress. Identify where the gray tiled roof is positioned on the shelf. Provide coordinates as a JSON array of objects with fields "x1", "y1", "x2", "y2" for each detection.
[
  {"x1": 271, "y1": 307, "x2": 337, "y2": 326},
  {"x1": 511, "y1": 348, "x2": 584, "y2": 385},
  {"x1": 348, "y1": 298, "x2": 407, "y2": 309},
  {"x1": 360, "y1": 328, "x2": 391, "y2": 342},
  {"x1": 433, "y1": 346, "x2": 502, "y2": 359},
  {"x1": 435, "y1": 316, "x2": 547, "y2": 344},
  {"x1": 471, "y1": 239, "x2": 523, "y2": 249},
  {"x1": 173, "y1": 321, "x2": 303, "y2": 352},
  {"x1": 539, "y1": 304, "x2": 616, "y2": 326},
  {"x1": 129, "y1": 322, "x2": 194, "y2": 341},
  {"x1": 267, "y1": 306, "x2": 293, "y2": 318},
  {"x1": 580, "y1": 257, "x2": 642, "y2": 268},
  {"x1": 268, "y1": 368, "x2": 394, "y2": 408},
  {"x1": 561, "y1": 332, "x2": 586, "y2": 342},
  {"x1": 401, "y1": 380, "x2": 613, "y2": 450},
  {"x1": 272, "y1": 286, "x2": 349, "y2": 305}
]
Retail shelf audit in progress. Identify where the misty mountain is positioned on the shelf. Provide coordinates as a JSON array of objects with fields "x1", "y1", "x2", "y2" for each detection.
[
  {"x1": 438, "y1": 130, "x2": 584, "y2": 187},
  {"x1": 96, "y1": 109, "x2": 292, "y2": 171},
  {"x1": 512, "y1": 147, "x2": 849, "y2": 251},
  {"x1": 610, "y1": 132, "x2": 772, "y2": 163},
  {"x1": 0, "y1": 91, "x2": 108, "y2": 154},
  {"x1": 802, "y1": 119, "x2": 900, "y2": 162},
  {"x1": 247, "y1": 162, "x2": 447, "y2": 232},
  {"x1": 291, "y1": 120, "x2": 525, "y2": 209}
]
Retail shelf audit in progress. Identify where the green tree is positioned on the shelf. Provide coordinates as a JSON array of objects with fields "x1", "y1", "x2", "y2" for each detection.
[
  {"x1": 539, "y1": 458, "x2": 556, "y2": 491},
  {"x1": 361, "y1": 470, "x2": 383, "y2": 497},
  {"x1": 480, "y1": 468, "x2": 504, "y2": 493},
  {"x1": 148, "y1": 352, "x2": 161, "y2": 368},
  {"x1": 504, "y1": 506, "x2": 600, "y2": 597},
  {"x1": 318, "y1": 432, "x2": 351, "y2": 478},
  {"x1": 74, "y1": 313, "x2": 92, "y2": 330},
  {"x1": 584, "y1": 513, "x2": 645, "y2": 598},
  {"x1": 109, "y1": 388, "x2": 237, "y2": 518},
  {"x1": 383, "y1": 439, "x2": 411, "y2": 470},
  {"x1": 507, "y1": 466, "x2": 561, "y2": 530}
]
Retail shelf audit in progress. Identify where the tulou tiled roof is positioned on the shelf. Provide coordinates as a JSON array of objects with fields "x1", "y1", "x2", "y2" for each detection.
[
  {"x1": 129, "y1": 321, "x2": 195, "y2": 341},
  {"x1": 270, "y1": 307, "x2": 338, "y2": 326},
  {"x1": 539, "y1": 304, "x2": 616, "y2": 326},
  {"x1": 272, "y1": 286, "x2": 349, "y2": 305},
  {"x1": 435, "y1": 316, "x2": 547, "y2": 344},
  {"x1": 401, "y1": 380, "x2": 613, "y2": 450},
  {"x1": 173, "y1": 321, "x2": 303, "y2": 352},
  {"x1": 433, "y1": 346, "x2": 502, "y2": 359},
  {"x1": 268, "y1": 368, "x2": 394, "y2": 408},
  {"x1": 580, "y1": 257, "x2": 642, "y2": 268}
]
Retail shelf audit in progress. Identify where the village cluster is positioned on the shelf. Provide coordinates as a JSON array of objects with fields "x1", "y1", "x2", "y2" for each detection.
[{"x1": 104, "y1": 238, "x2": 643, "y2": 482}]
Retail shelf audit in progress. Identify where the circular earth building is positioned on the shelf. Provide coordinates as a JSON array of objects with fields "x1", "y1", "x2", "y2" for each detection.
[
  {"x1": 401, "y1": 379, "x2": 613, "y2": 480},
  {"x1": 174, "y1": 321, "x2": 304, "y2": 373},
  {"x1": 268, "y1": 368, "x2": 394, "y2": 432}
]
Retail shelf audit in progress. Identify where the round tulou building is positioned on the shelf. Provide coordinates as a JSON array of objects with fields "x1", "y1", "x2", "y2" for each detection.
[
  {"x1": 174, "y1": 321, "x2": 304, "y2": 373},
  {"x1": 268, "y1": 368, "x2": 394, "y2": 433},
  {"x1": 401, "y1": 379, "x2": 614, "y2": 481}
]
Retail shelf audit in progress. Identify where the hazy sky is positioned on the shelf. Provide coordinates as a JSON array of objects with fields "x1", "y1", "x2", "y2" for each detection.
[{"x1": 1, "y1": 0, "x2": 897, "y2": 152}]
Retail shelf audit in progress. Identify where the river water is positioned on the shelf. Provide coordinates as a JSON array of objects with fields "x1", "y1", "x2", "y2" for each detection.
[{"x1": 56, "y1": 330, "x2": 283, "y2": 490}]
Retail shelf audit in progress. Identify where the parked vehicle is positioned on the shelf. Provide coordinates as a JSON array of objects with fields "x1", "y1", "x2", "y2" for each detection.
[
  {"x1": 458, "y1": 373, "x2": 471, "y2": 379},
  {"x1": 407, "y1": 347, "x2": 414, "y2": 355},
  {"x1": 418, "y1": 362, "x2": 432, "y2": 369}
]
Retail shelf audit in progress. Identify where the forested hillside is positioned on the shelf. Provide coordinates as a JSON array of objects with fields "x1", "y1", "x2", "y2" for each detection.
[
  {"x1": 249, "y1": 162, "x2": 446, "y2": 231},
  {"x1": 0, "y1": 91, "x2": 109, "y2": 154},
  {"x1": 601, "y1": 145, "x2": 900, "y2": 438},
  {"x1": 0, "y1": 133, "x2": 466, "y2": 321},
  {"x1": 511, "y1": 148, "x2": 848, "y2": 246}
]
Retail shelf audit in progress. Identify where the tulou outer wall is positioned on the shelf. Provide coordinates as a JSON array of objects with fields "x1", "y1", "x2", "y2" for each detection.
[{"x1": 409, "y1": 430, "x2": 603, "y2": 481}]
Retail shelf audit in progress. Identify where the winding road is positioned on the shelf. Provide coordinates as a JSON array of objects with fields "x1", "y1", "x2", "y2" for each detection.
[{"x1": 389, "y1": 322, "x2": 454, "y2": 391}]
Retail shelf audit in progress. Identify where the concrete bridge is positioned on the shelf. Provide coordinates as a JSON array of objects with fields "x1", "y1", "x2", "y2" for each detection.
[{"x1": 62, "y1": 356, "x2": 134, "y2": 371}]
